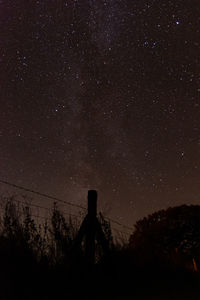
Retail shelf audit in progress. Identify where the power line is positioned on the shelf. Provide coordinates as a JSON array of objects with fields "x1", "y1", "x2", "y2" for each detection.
[
  {"x1": 6, "y1": 198, "x2": 81, "y2": 220},
  {"x1": 0, "y1": 179, "x2": 134, "y2": 231},
  {"x1": 0, "y1": 180, "x2": 86, "y2": 211},
  {"x1": 0, "y1": 201, "x2": 81, "y2": 223},
  {"x1": 0, "y1": 206, "x2": 47, "y2": 221},
  {"x1": 105, "y1": 217, "x2": 134, "y2": 231}
]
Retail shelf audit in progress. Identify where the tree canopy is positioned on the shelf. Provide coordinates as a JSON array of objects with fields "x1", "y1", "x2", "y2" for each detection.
[{"x1": 129, "y1": 205, "x2": 200, "y2": 268}]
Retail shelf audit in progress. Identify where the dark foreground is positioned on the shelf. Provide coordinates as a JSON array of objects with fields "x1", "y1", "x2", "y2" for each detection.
[
  {"x1": 1, "y1": 251, "x2": 200, "y2": 300},
  {"x1": 1, "y1": 201, "x2": 200, "y2": 299}
]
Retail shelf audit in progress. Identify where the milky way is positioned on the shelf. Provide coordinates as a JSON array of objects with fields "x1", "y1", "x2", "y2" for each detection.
[{"x1": 1, "y1": 0, "x2": 200, "y2": 227}]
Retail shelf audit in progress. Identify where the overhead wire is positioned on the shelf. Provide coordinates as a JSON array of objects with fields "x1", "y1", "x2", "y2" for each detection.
[
  {"x1": 0, "y1": 179, "x2": 134, "y2": 232},
  {"x1": 0, "y1": 179, "x2": 86, "y2": 210}
]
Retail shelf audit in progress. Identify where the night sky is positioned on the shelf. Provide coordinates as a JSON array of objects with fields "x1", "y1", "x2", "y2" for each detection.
[{"x1": 1, "y1": 0, "x2": 200, "y2": 227}]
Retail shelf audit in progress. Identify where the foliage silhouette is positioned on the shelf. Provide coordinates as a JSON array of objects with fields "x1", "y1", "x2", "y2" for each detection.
[{"x1": 129, "y1": 205, "x2": 200, "y2": 270}]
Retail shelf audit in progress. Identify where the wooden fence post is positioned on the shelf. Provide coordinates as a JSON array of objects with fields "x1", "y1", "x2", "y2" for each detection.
[
  {"x1": 88, "y1": 190, "x2": 97, "y2": 217},
  {"x1": 75, "y1": 190, "x2": 109, "y2": 265},
  {"x1": 86, "y1": 190, "x2": 98, "y2": 265}
]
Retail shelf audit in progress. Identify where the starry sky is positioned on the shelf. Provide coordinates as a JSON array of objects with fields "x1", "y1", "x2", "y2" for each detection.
[{"x1": 1, "y1": 0, "x2": 200, "y2": 227}]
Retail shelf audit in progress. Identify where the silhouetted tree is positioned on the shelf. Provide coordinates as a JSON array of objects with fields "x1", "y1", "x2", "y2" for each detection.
[{"x1": 129, "y1": 205, "x2": 200, "y2": 269}]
